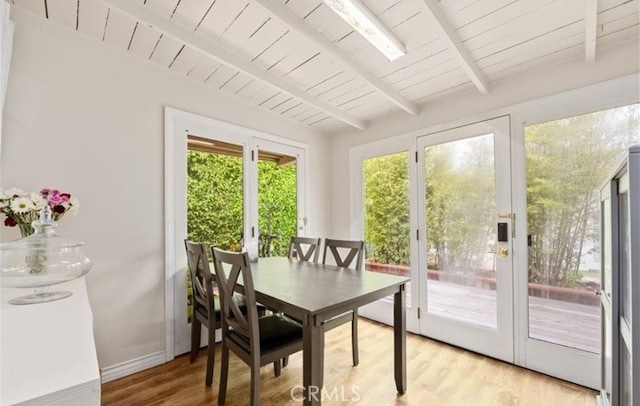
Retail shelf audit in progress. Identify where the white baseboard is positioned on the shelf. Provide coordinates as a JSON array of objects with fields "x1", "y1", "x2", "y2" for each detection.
[{"x1": 100, "y1": 351, "x2": 167, "y2": 383}]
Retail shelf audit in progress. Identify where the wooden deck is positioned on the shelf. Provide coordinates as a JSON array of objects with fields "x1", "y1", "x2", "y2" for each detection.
[{"x1": 418, "y1": 280, "x2": 600, "y2": 354}]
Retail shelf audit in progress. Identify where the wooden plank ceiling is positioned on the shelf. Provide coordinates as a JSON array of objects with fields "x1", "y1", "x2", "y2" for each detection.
[{"x1": 8, "y1": 0, "x2": 640, "y2": 134}]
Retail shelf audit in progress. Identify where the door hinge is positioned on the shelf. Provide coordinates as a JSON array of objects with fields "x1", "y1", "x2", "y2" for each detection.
[
  {"x1": 251, "y1": 150, "x2": 255, "y2": 161},
  {"x1": 251, "y1": 226, "x2": 255, "y2": 238},
  {"x1": 418, "y1": 307, "x2": 421, "y2": 319},
  {"x1": 415, "y1": 151, "x2": 418, "y2": 163},
  {"x1": 416, "y1": 229, "x2": 419, "y2": 241}
]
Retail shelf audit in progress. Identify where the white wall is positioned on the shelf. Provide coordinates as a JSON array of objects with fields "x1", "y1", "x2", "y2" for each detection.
[
  {"x1": 329, "y1": 39, "x2": 640, "y2": 238},
  {"x1": 0, "y1": 7, "x2": 330, "y2": 370}
]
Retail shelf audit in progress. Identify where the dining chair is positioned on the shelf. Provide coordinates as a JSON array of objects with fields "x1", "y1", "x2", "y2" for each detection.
[
  {"x1": 184, "y1": 240, "x2": 220, "y2": 387},
  {"x1": 321, "y1": 238, "x2": 365, "y2": 366},
  {"x1": 287, "y1": 236, "x2": 321, "y2": 262},
  {"x1": 322, "y1": 238, "x2": 365, "y2": 271},
  {"x1": 277, "y1": 236, "x2": 321, "y2": 369},
  {"x1": 211, "y1": 247, "x2": 303, "y2": 406},
  {"x1": 184, "y1": 240, "x2": 270, "y2": 387}
]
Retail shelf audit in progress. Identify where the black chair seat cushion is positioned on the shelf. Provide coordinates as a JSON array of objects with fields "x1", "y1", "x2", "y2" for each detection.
[
  {"x1": 228, "y1": 314, "x2": 302, "y2": 353},
  {"x1": 195, "y1": 295, "x2": 265, "y2": 323},
  {"x1": 194, "y1": 296, "x2": 225, "y2": 322}
]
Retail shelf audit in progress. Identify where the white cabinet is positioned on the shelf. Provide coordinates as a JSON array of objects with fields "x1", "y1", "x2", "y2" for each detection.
[
  {"x1": 598, "y1": 146, "x2": 639, "y2": 406},
  {"x1": 1, "y1": 278, "x2": 101, "y2": 405}
]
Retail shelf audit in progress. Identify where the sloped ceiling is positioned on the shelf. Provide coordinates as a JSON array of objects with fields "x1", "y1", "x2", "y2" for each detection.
[{"x1": 7, "y1": 0, "x2": 640, "y2": 134}]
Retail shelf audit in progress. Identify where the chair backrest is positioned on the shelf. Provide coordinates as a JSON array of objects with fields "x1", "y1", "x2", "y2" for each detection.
[
  {"x1": 184, "y1": 240, "x2": 216, "y2": 321},
  {"x1": 287, "y1": 236, "x2": 321, "y2": 262},
  {"x1": 210, "y1": 247, "x2": 260, "y2": 350},
  {"x1": 322, "y1": 238, "x2": 365, "y2": 270}
]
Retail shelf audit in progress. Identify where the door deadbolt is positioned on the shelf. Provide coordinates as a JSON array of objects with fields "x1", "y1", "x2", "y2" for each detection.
[{"x1": 497, "y1": 222, "x2": 508, "y2": 242}]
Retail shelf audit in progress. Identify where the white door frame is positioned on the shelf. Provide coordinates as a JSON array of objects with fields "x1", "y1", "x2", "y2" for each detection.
[
  {"x1": 163, "y1": 107, "x2": 310, "y2": 360},
  {"x1": 251, "y1": 137, "x2": 309, "y2": 241},
  {"x1": 510, "y1": 105, "x2": 621, "y2": 390},
  {"x1": 349, "y1": 137, "x2": 420, "y2": 333},
  {"x1": 416, "y1": 116, "x2": 515, "y2": 362},
  {"x1": 510, "y1": 77, "x2": 638, "y2": 390}
]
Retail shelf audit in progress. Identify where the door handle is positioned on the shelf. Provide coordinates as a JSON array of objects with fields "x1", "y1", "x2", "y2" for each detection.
[{"x1": 497, "y1": 247, "x2": 509, "y2": 257}]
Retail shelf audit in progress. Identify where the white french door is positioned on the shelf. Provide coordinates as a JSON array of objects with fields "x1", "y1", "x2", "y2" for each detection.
[
  {"x1": 251, "y1": 137, "x2": 308, "y2": 257},
  {"x1": 165, "y1": 108, "x2": 308, "y2": 358},
  {"x1": 416, "y1": 116, "x2": 514, "y2": 361},
  {"x1": 512, "y1": 103, "x2": 640, "y2": 389}
]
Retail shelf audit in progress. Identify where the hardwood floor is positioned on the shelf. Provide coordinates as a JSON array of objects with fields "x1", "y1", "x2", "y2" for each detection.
[{"x1": 101, "y1": 318, "x2": 597, "y2": 405}]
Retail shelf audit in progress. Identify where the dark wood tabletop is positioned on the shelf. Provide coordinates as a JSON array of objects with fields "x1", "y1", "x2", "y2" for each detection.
[
  {"x1": 251, "y1": 257, "x2": 409, "y2": 323},
  {"x1": 247, "y1": 257, "x2": 409, "y2": 405}
]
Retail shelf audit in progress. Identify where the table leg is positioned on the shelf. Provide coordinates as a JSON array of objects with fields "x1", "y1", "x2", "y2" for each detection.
[
  {"x1": 394, "y1": 284, "x2": 407, "y2": 393},
  {"x1": 303, "y1": 316, "x2": 324, "y2": 406}
]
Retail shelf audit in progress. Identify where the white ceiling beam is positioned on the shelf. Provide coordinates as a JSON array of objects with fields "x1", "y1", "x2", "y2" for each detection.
[
  {"x1": 253, "y1": 0, "x2": 418, "y2": 116},
  {"x1": 99, "y1": 0, "x2": 366, "y2": 130},
  {"x1": 585, "y1": 0, "x2": 598, "y2": 62},
  {"x1": 417, "y1": 0, "x2": 489, "y2": 94}
]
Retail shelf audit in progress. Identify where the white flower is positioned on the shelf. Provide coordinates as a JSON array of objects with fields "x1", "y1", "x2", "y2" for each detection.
[
  {"x1": 10, "y1": 196, "x2": 37, "y2": 214},
  {"x1": 30, "y1": 193, "x2": 46, "y2": 209},
  {"x1": 3, "y1": 187, "x2": 26, "y2": 198}
]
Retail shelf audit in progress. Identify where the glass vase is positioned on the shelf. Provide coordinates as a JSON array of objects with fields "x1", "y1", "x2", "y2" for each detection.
[
  {"x1": 1, "y1": 207, "x2": 92, "y2": 304},
  {"x1": 18, "y1": 223, "x2": 34, "y2": 238}
]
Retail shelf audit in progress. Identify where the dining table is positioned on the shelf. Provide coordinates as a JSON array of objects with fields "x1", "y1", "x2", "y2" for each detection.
[{"x1": 247, "y1": 257, "x2": 410, "y2": 405}]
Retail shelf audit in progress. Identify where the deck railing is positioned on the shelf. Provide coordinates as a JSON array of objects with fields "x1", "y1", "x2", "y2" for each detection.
[{"x1": 366, "y1": 262, "x2": 600, "y2": 306}]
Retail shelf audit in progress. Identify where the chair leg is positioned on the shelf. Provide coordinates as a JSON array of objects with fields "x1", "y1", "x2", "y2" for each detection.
[
  {"x1": 274, "y1": 360, "x2": 282, "y2": 377},
  {"x1": 351, "y1": 310, "x2": 359, "y2": 366},
  {"x1": 282, "y1": 356, "x2": 289, "y2": 367},
  {"x1": 205, "y1": 325, "x2": 215, "y2": 386},
  {"x1": 190, "y1": 319, "x2": 202, "y2": 363},
  {"x1": 250, "y1": 364, "x2": 261, "y2": 406},
  {"x1": 218, "y1": 344, "x2": 229, "y2": 405}
]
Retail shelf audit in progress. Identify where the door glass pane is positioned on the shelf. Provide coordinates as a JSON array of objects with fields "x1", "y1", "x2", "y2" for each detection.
[
  {"x1": 619, "y1": 191, "x2": 631, "y2": 324},
  {"x1": 602, "y1": 197, "x2": 612, "y2": 300},
  {"x1": 363, "y1": 151, "x2": 411, "y2": 303},
  {"x1": 257, "y1": 150, "x2": 297, "y2": 257},
  {"x1": 187, "y1": 137, "x2": 244, "y2": 250},
  {"x1": 424, "y1": 134, "x2": 498, "y2": 329},
  {"x1": 525, "y1": 104, "x2": 640, "y2": 353},
  {"x1": 600, "y1": 192, "x2": 613, "y2": 401},
  {"x1": 602, "y1": 304, "x2": 612, "y2": 402}
]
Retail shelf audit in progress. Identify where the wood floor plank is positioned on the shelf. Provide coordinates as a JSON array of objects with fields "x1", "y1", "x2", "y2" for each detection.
[{"x1": 101, "y1": 318, "x2": 597, "y2": 405}]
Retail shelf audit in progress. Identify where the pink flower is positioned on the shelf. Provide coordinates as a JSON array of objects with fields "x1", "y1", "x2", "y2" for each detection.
[
  {"x1": 41, "y1": 188, "x2": 61, "y2": 197},
  {"x1": 48, "y1": 194, "x2": 65, "y2": 205}
]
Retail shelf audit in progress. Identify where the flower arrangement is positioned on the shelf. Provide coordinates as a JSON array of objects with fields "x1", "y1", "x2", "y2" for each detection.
[{"x1": 0, "y1": 187, "x2": 79, "y2": 237}]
